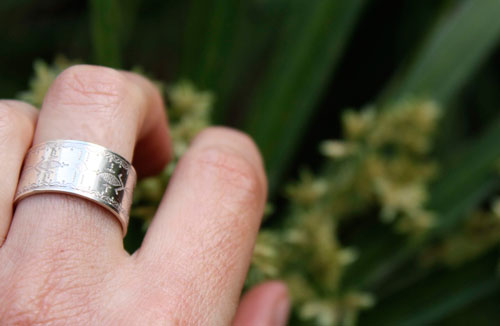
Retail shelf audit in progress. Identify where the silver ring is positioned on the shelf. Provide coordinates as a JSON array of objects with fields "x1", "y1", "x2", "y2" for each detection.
[{"x1": 14, "y1": 140, "x2": 136, "y2": 236}]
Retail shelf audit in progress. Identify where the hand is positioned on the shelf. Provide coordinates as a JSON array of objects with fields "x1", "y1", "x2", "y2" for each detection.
[{"x1": 0, "y1": 66, "x2": 289, "y2": 325}]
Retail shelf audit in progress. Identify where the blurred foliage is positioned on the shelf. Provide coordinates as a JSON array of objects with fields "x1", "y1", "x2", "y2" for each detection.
[
  {"x1": 5, "y1": 0, "x2": 500, "y2": 325},
  {"x1": 249, "y1": 99, "x2": 440, "y2": 325}
]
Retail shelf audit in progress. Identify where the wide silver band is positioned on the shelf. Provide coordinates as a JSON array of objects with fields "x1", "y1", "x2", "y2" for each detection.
[{"x1": 14, "y1": 140, "x2": 136, "y2": 236}]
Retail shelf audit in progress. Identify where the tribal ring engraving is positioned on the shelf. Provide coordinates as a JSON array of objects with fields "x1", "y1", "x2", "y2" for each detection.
[{"x1": 14, "y1": 140, "x2": 137, "y2": 236}]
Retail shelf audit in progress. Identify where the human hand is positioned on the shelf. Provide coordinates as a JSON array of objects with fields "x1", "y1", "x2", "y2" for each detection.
[{"x1": 0, "y1": 65, "x2": 289, "y2": 325}]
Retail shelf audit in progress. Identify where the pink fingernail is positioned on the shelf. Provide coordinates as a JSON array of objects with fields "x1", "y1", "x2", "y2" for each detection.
[{"x1": 272, "y1": 296, "x2": 290, "y2": 326}]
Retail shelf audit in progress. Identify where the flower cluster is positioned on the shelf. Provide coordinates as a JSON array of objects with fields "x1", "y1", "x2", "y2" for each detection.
[
  {"x1": 249, "y1": 99, "x2": 440, "y2": 325},
  {"x1": 323, "y1": 100, "x2": 440, "y2": 233}
]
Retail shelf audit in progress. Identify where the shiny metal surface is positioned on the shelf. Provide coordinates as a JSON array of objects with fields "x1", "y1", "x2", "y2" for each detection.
[{"x1": 14, "y1": 140, "x2": 136, "y2": 236}]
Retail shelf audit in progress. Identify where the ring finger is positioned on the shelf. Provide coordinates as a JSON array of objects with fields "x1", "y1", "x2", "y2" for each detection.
[{"x1": 5, "y1": 65, "x2": 171, "y2": 259}]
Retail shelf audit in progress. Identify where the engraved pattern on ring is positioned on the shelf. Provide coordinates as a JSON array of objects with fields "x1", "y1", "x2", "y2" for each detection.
[{"x1": 14, "y1": 140, "x2": 136, "y2": 235}]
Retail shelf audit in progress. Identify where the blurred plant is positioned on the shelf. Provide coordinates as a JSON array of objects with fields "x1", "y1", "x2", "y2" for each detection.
[
  {"x1": 421, "y1": 172, "x2": 500, "y2": 269},
  {"x1": 248, "y1": 99, "x2": 440, "y2": 325},
  {"x1": 323, "y1": 100, "x2": 440, "y2": 234}
]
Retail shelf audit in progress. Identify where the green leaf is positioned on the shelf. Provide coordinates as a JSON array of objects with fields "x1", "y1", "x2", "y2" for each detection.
[
  {"x1": 180, "y1": 0, "x2": 289, "y2": 123},
  {"x1": 179, "y1": 0, "x2": 213, "y2": 79},
  {"x1": 439, "y1": 291, "x2": 500, "y2": 326},
  {"x1": 244, "y1": 0, "x2": 367, "y2": 195},
  {"x1": 89, "y1": 0, "x2": 124, "y2": 68},
  {"x1": 179, "y1": 0, "x2": 245, "y2": 123},
  {"x1": 181, "y1": 0, "x2": 242, "y2": 87},
  {"x1": 381, "y1": 0, "x2": 500, "y2": 104},
  {"x1": 358, "y1": 253, "x2": 500, "y2": 326}
]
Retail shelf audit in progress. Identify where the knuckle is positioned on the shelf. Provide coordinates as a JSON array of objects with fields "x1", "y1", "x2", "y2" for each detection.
[
  {"x1": 46, "y1": 65, "x2": 132, "y2": 117},
  {"x1": 193, "y1": 146, "x2": 263, "y2": 206},
  {"x1": 185, "y1": 145, "x2": 266, "y2": 255},
  {"x1": 199, "y1": 126, "x2": 261, "y2": 153}
]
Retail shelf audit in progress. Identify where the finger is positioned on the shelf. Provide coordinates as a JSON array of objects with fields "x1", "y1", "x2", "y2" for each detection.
[
  {"x1": 137, "y1": 127, "x2": 267, "y2": 324},
  {"x1": 7, "y1": 65, "x2": 171, "y2": 255},
  {"x1": 124, "y1": 72, "x2": 171, "y2": 178},
  {"x1": 233, "y1": 281, "x2": 290, "y2": 326},
  {"x1": 0, "y1": 101, "x2": 37, "y2": 246}
]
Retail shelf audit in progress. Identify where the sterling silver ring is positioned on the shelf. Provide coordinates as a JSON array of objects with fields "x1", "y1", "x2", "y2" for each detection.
[{"x1": 14, "y1": 140, "x2": 136, "y2": 236}]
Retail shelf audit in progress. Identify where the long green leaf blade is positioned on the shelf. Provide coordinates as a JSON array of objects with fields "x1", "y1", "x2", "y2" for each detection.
[
  {"x1": 89, "y1": 0, "x2": 123, "y2": 68},
  {"x1": 244, "y1": 0, "x2": 367, "y2": 194},
  {"x1": 359, "y1": 253, "x2": 500, "y2": 326},
  {"x1": 381, "y1": 0, "x2": 500, "y2": 104}
]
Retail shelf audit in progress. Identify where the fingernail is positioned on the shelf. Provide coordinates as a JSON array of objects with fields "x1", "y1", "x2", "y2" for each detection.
[{"x1": 272, "y1": 296, "x2": 290, "y2": 326}]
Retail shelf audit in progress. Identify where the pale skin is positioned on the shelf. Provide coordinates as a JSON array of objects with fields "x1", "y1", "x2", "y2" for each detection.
[{"x1": 0, "y1": 65, "x2": 290, "y2": 325}]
